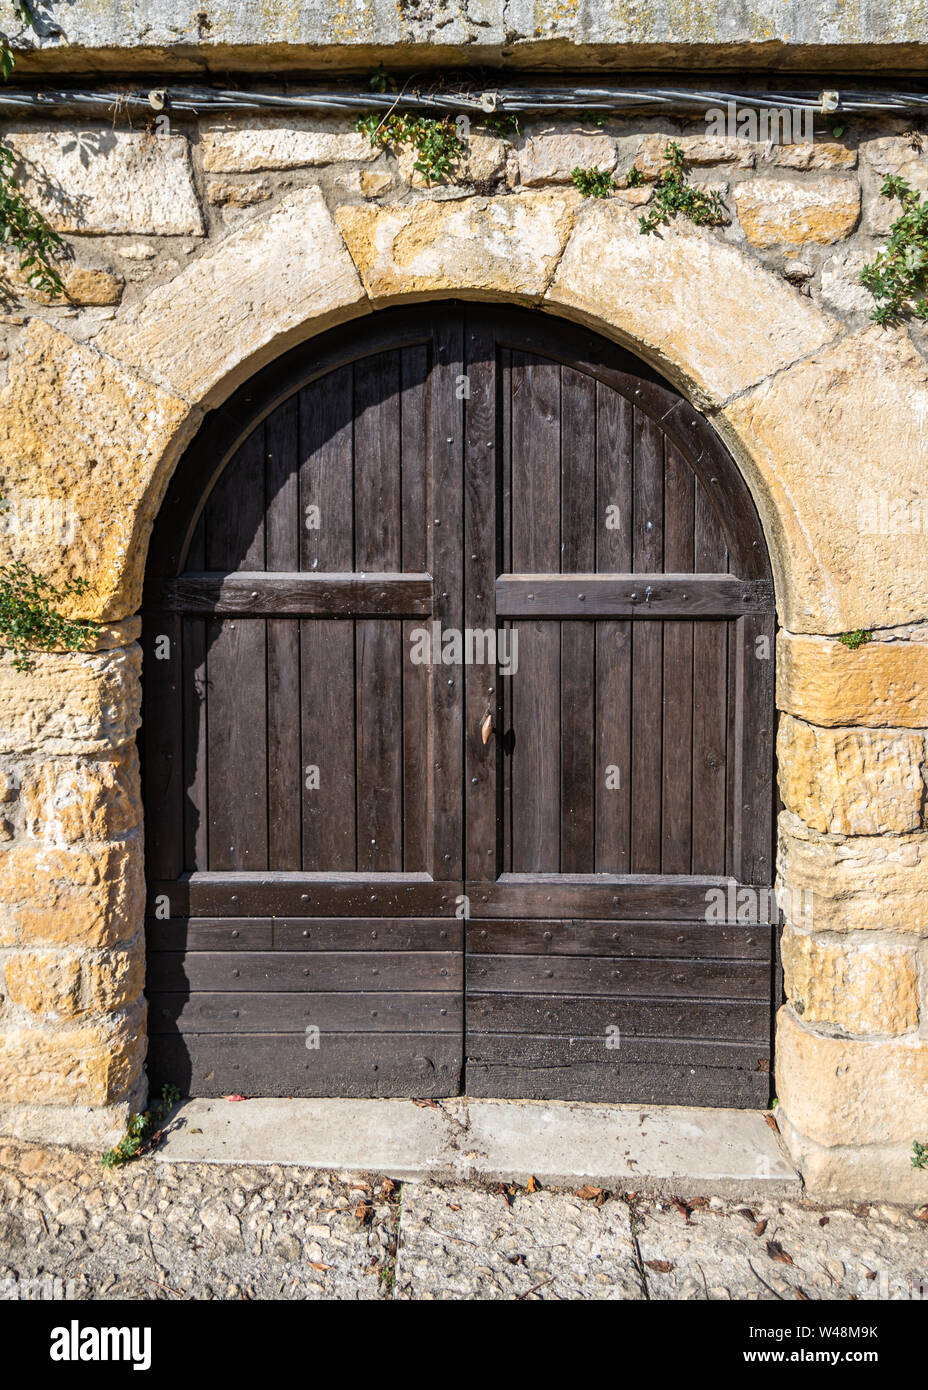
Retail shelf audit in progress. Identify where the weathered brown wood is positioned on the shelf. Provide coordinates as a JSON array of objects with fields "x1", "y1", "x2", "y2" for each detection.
[
  {"x1": 148, "y1": 1034, "x2": 462, "y2": 1098},
  {"x1": 148, "y1": 950, "x2": 462, "y2": 993},
  {"x1": 495, "y1": 574, "x2": 773, "y2": 618},
  {"x1": 147, "y1": 917, "x2": 463, "y2": 952},
  {"x1": 144, "y1": 301, "x2": 776, "y2": 1106},
  {"x1": 150, "y1": 991, "x2": 462, "y2": 1033},
  {"x1": 159, "y1": 571, "x2": 434, "y2": 616},
  {"x1": 466, "y1": 919, "x2": 772, "y2": 959},
  {"x1": 466, "y1": 954, "x2": 770, "y2": 1000},
  {"x1": 467, "y1": 993, "x2": 771, "y2": 1041}
]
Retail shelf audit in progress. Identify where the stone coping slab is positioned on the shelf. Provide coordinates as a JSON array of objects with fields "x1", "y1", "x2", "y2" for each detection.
[{"x1": 154, "y1": 1096, "x2": 801, "y2": 1198}]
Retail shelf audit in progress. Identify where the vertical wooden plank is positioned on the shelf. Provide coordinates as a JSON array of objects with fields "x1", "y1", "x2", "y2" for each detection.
[
  {"x1": 500, "y1": 347, "x2": 514, "y2": 875},
  {"x1": 428, "y1": 308, "x2": 465, "y2": 880},
  {"x1": 510, "y1": 352, "x2": 560, "y2": 872},
  {"x1": 204, "y1": 430, "x2": 267, "y2": 871},
  {"x1": 692, "y1": 483, "x2": 730, "y2": 874},
  {"x1": 300, "y1": 369, "x2": 356, "y2": 871},
  {"x1": 401, "y1": 343, "x2": 431, "y2": 874},
  {"x1": 144, "y1": 610, "x2": 184, "y2": 880},
  {"x1": 182, "y1": 515, "x2": 207, "y2": 870},
  {"x1": 265, "y1": 397, "x2": 301, "y2": 869},
  {"x1": 595, "y1": 383, "x2": 633, "y2": 873},
  {"x1": 630, "y1": 411, "x2": 664, "y2": 872},
  {"x1": 354, "y1": 351, "x2": 403, "y2": 872},
  {"x1": 661, "y1": 443, "x2": 694, "y2": 874},
  {"x1": 560, "y1": 366, "x2": 596, "y2": 873},
  {"x1": 734, "y1": 613, "x2": 776, "y2": 884},
  {"x1": 464, "y1": 309, "x2": 500, "y2": 882}
]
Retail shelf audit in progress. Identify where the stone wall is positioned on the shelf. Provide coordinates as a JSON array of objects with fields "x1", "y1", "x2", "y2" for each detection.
[{"x1": 0, "y1": 100, "x2": 926, "y2": 1201}]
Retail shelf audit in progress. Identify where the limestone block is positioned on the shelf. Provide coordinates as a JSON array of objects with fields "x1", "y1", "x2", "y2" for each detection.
[
  {"x1": 546, "y1": 197, "x2": 839, "y2": 407},
  {"x1": 21, "y1": 746, "x2": 141, "y2": 844},
  {"x1": 776, "y1": 1006, "x2": 928, "y2": 1147},
  {"x1": 336, "y1": 191, "x2": 581, "y2": 304},
  {"x1": 4, "y1": 131, "x2": 203, "y2": 235},
  {"x1": 777, "y1": 810, "x2": 928, "y2": 934},
  {"x1": 735, "y1": 177, "x2": 860, "y2": 246},
  {"x1": 99, "y1": 188, "x2": 368, "y2": 405},
  {"x1": 721, "y1": 328, "x2": 928, "y2": 633},
  {"x1": 0, "y1": 1002, "x2": 146, "y2": 1105},
  {"x1": 781, "y1": 924, "x2": 919, "y2": 1035},
  {"x1": 201, "y1": 117, "x2": 380, "y2": 171},
  {"x1": 777, "y1": 713, "x2": 927, "y2": 834},
  {"x1": 519, "y1": 132, "x2": 617, "y2": 185},
  {"x1": 5, "y1": 947, "x2": 144, "y2": 1020},
  {"x1": 0, "y1": 647, "x2": 141, "y2": 756},
  {"x1": 0, "y1": 320, "x2": 195, "y2": 621},
  {"x1": 0, "y1": 835, "x2": 144, "y2": 948},
  {"x1": 777, "y1": 632, "x2": 928, "y2": 727}
]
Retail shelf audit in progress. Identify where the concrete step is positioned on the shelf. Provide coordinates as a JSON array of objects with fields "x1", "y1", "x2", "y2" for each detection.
[{"x1": 155, "y1": 1096, "x2": 801, "y2": 1198}]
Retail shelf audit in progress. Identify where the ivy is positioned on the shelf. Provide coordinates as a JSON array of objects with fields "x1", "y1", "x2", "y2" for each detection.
[
  {"x1": 859, "y1": 176, "x2": 928, "y2": 325},
  {"x1": 0, "y1": 559, "x2": 97, "y2": 671},
  {"x1": 355, "y1": 111, "x2": 465, "y2": 184},
  {"x1": 102, "y1": 1085, "x2": 181, "y2": 1169},
  {"x1": 837, "y1": 629, "x2": 873, "y2": 651},
  {"x1": 0, "y1": 6, "x2": 65, "y2": 295},
  {"x1": 635, "y1": 141, "x2": 729, "y2": 236},
  {"x1": 571, "y1": 165, "x2": 617, "y2": 199}
]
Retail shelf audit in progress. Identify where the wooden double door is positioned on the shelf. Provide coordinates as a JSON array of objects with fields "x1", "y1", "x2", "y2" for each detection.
[{"x1": 144, "y1": 304, "x2": 777, "y2": 1107}]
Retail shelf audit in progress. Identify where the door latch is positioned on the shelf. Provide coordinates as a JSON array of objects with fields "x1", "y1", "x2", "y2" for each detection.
[{"x1": 480, "y1": 711, "x2": 493, "y2": 745}]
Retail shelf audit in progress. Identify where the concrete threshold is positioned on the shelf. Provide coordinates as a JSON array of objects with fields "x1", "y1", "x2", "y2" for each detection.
[{"x1": 155, "y1": 1097, "x2": 802, "y2": 1198}]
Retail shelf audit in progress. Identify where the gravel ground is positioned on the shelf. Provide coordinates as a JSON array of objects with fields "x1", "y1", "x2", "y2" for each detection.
[{"x1": 0, "y1": 1138, "x2": 926, "y2": 1301}]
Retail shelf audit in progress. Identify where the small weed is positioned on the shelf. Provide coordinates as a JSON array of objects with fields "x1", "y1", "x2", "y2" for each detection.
[
  {"x1": 355, "y1": 111, "x2": 465, "y2": 184},
  {"x1": 571, "y1": 165, "x2": 617, "y2": 199},
  {"x1": 482, "y1": 113, "x2": 520, "y2": 138},
  {"x1": 0, "y1": 557, "x2": 97, "y2": 671},
  {"x1": 860, "y1": 176, "x2": 928, "y2": 325},
  {"x1": 837, "y1": 629, "x2": 873, "y2": 651},
  {"x1": 638, "y1": 141, "x2": 729, "y2": 235},
  {"x1": 912, "y1": 1140, "x2": 928, "y2": 1170},
  {"x1": 102, "y1": 1084, "x2": 181, "y2": 1169}
]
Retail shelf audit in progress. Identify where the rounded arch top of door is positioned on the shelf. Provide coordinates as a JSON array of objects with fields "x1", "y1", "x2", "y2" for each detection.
[{"x1": 143, "y1": 301, "x2": 777, "y2": 1109}]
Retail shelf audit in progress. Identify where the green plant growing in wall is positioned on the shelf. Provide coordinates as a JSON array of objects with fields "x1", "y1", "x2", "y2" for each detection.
[
  {"x1": 837, "y1": 629, "x2": 873, "y2": 650},
  {"x1": 102, "y1": 1085, "x2": 181, "y2": 1169},
  {"x1": 0, "y1": 8, "x2": 65, "y2": 295},
  {"x1": 0, "y1": 557, "x2": 97, "y2": 671},
  {"x1": 860, "y1": 176, "x2": 928, "y2": 325},
  {"x1": 634, "y1": 141, "x2": 729, "y2": 235},
  {"x1": 356, "y1": 110, "x2": 466, "y2": 184},
  {"x1": 912, "y1": 1139, "x2": 928, "y2": 1169},
  {"x1": 571, "y1": 165, "x2": 617, "y2": 198}
]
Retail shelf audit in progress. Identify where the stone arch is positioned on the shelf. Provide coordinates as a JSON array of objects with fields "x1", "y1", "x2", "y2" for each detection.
[{"x1": 2, "y1": 186, "x2": 926, "y2": 637}]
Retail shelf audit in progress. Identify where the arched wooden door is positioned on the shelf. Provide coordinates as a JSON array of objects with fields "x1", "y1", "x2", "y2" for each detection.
[{"x1": 144, "y1": 304, "x2": 777, "y2": 1106}]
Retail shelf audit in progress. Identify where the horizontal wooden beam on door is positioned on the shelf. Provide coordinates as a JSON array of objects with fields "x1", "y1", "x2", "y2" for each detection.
[
  {"x1": 154, "y1": 571, "x2": 434, "y2": 616},
  {"x1": 495, "y1": 574, "x2": 775, "y2": 618}
]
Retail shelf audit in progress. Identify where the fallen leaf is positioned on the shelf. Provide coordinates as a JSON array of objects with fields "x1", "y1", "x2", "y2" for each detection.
[
  {"x1": 575, "y1": 1185, "x2": 604, "y2": 1201},
  {"x1": 672, "y1": 1199, "x2": 692, "y2": 1223},
  {"x1": 754, "y1": 1219, "x2": 768, "y2": 1237},
  {"x1": 819, "y1": 1216, "x2": 830, "y2": 1227},
  {"x1": 526, "y1": 1175, "x2": 541, "y2": 1193},
  {"x1": 767, "y1": 1240, "x2": 793, "y2": 1265},
  {"x1": 222, "y1": 1094, "x2": 247, "y2": 1102},
  {"x1": 645, "y1": 1259, "x2": 674, "y2": 1274},
  {"x1": 737, "y1": 1208, "x2": 756, "y2": 1223},
  {"x1": 795, "y1": 1287, "x2": 809, "y2": 1301},
  {"x1": 412, "y1": 1098, "x2": 439, "y2": 1109},
  {"x1": 355, "y1": 1201, "x2": 373, "y2": 1225},
  {"x1": 507, "y1": 1253, "x2": 528, "y2": 1266},
  {"x1": 448, "y1": 1204, "x2": 462, "y2": 1212},
  {"x1": 763, "y1": 1113, "x2": 779, "y2": 1134},
  {"x1": 308, "y1": 1261, "x2": 333, "y2": 1272},
  {"x1": 916, "y1": 1206, "x2": 928, "y2": 1223},
  {"x1": 380, "y1": 1179, "x2": 398, "y2": 1199},
  {"x1": 689, "y1": 1196, "x2": 710, "y2": 1210}
]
